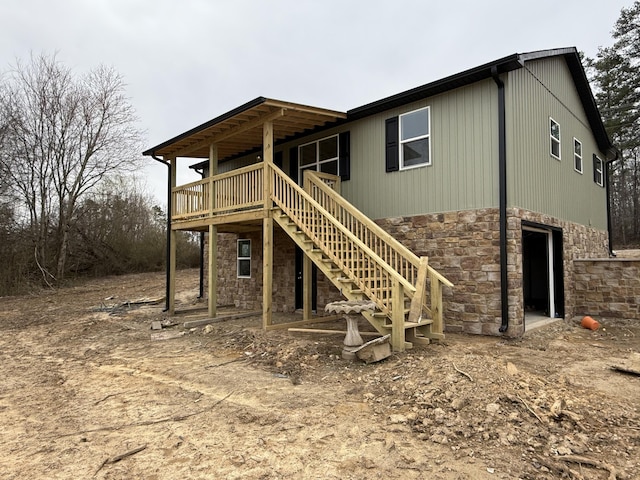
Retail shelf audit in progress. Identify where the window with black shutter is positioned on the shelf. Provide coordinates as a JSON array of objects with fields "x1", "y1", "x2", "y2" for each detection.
[{"x1": 593, "y1": 154, "x2": 604, "y2": 187}]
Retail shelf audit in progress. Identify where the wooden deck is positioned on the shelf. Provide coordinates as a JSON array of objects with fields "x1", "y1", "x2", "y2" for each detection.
[{"x1": 169, "y1": 162, "x2": 453, "y2": 352}]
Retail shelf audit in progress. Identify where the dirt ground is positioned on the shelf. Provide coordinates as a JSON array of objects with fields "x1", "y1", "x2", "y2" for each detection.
[{"x1": 1, "y1": 268, "x2": 639, "y2": 480}]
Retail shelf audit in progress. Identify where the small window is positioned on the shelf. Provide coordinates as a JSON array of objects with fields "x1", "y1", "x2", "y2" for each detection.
[
  {"x1": 594, "y1": 155, "x2": 604, "y2": 187},
  {"x1": 400, "y1": 107, "x2": 431, "y2": 169},
  {"x1": 550, "y1": 117, "x2": 561, "y2": 160},
  {"x1": 573, "y1": 138, "x2": 583, "y2": 173},
  {"x1": 237, "y1": 239, "x2": 251, "y2": 278}
]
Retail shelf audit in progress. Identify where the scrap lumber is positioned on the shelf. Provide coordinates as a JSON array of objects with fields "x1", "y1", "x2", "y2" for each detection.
[{"x1": 183, "y1": 310, "x2": 261, "y2": 328}]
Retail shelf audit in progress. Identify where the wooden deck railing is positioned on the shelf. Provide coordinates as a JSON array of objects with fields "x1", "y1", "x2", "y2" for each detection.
[
  {"x1": 304, "y1": 170, "x2": 341, "y2": 193},
  {"x1": 171, "y1": 163, "x2": 264, "y2": 220},
  {"x1": 171, "y1": 177, "x2": 210, "y2": 220},
  {"x1": 270, "y1": 164, "x2": 415, "y2": 314},
  {"x1": 171, "y1": 162, "x2": 452, "y2": 340},
  {"x1": 304, "y1": 170, "x2": 453, "y2": 328},
  {"x1": 212, "y1": 163, "x2": 264, "y2": 214},
  {"x1": 305, "y1": 171, "x2": 452, "y2": 285}
]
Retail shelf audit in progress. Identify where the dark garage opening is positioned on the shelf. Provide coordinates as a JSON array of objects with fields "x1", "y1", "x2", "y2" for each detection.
[
  {"x1": 523, "y1": 230, "x2": 550, "y2": 314},
  {"x1": 522, "y1": 225, "x2": 565, "y2": 329}
]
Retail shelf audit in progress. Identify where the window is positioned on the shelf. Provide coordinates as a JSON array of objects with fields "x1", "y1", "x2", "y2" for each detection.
[
  {"x1": 549, "y1": 117, "x2": 561, "y2": 160},
  {"x1": 237, "y1": 239, "x2": 251, "y2": 278},
  {"x1": 400, "y1": 107, "x2": 431, "y2": 169},
  {"x1": 298, "y1": 134, "x2": 339, "y2": 183},
  {"x1": 593, "y1": 155, "x2": 604, "y2": 187},
  {"x1": 573, "y1": 138, "x2": 583, "y2": 173}
]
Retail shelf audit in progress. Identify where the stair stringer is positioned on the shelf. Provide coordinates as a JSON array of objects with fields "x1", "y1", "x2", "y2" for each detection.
[{"x1": 273, "y1": 207, "x2": 437, "y2": 347}]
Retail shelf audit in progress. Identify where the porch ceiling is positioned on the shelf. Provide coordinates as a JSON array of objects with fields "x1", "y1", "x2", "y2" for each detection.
[{"x1": 143, "y1": 97, "x2": 346, "y2": 161}]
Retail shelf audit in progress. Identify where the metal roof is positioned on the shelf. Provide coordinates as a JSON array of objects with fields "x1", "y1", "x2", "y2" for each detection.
[{"x1": 143, "y1": 47, "x2": 614, "y2": 162}]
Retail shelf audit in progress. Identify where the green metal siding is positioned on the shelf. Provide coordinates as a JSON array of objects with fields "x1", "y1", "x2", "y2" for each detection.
[
  {"x1": 211, "y1": 58, "x2": 607, "y2": 230},
  {"x1": 342, "y1": 80, "x2": 499, "y2": 219},
  {"x1": 506, "y1": 57, "x2": 608, "y2": 229}
]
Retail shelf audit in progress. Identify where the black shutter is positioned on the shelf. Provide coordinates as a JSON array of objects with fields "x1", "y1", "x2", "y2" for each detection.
[
  {"x1": 339, "y1": 131, "x2": 350, "y2": 181},
  {"x1": 593, "y1": 153, "x2": 602, "y2": 185},
  {"x1": 289, "y1": 146, "x2": 299, "y2": 183},
  {"x1": 274, "y1": 151, "x2": 283, "y2": 170},
  {"x1": 385, "y1": 116, "x2": 399, "y2": 172}
]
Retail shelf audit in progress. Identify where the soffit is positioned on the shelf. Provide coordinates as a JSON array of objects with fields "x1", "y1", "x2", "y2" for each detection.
[{"x1": 144, "y1": 98, "x2": 346, "y2": 160}]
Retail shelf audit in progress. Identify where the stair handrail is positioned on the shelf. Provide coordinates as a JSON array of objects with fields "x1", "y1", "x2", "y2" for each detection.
[
  {"x1": 268, "y1": 164, "x2": 417, "y2": 298},
  {"x1": 305, "y1": 171, "x2": 453, "y2": 289}
]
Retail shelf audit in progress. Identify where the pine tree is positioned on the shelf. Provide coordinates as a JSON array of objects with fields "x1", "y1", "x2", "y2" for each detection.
[{"x1": 587, "y1": 1, "x2": 640, "y2": 246}]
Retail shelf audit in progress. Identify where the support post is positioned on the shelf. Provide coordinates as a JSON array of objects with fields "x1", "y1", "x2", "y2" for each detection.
[
  {"x1": 169, "y1": 230, "x2": 177, "y2": 314},
  {"x1": 168, "y1": 156, "x2": 177, "y2": 314},
  {"x1": 208, "y1": 225, "x2": 217, "y2": 318},
  {"x1": 263, "y1": 120, "x2": 273, "y2": 209},
  {"x1": 303, "y1": 254, "x2": 312, "y2": 320},
  {"x1": 208, "y1": 144, "x2": 218, "y2": 318},
  {"x1": 408, "y1": 256, "x2": 428, "y2": 323},
  {"x1": 263, "y1": 215, "x2": 273, "y2": 328},
  {"x1": 430, "y1": 274, "x2": 443, "y2": 337},
  {"x1": 262, "y1": 121, "x2": 274, "y2": 328},
  {"x1": 391, "y1": 280, "x2": 405, "y2": 352}
]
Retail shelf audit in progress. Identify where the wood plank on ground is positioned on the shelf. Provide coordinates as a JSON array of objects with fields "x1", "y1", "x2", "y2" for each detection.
[{"x1": 183, "y1": 310, "x2": 261, "y2": 328}]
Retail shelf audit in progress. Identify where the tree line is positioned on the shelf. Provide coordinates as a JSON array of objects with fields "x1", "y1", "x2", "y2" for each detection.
[
  {"x1": 586, "y1": 1, "x2": 640, "y2": 248},
  {"x1": 0, "y1": 54, "x2": 198, "y2": 296}
]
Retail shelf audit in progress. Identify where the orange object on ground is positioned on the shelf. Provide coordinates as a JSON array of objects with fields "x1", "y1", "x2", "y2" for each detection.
[{"x1": 581, "y1": 316, "x2": 600, "y2": 330}]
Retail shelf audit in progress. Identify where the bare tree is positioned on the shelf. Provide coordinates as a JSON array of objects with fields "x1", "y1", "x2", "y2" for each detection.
[{"x1": 0, "y1": 53, "x2": 143, "y2": 281}]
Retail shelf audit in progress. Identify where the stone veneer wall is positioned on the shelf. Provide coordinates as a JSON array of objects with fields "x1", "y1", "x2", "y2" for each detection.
[
  {"x1": 203, "y1": 208, "x2": 609, "y2": 334},
  {"x1": 203, "y1": 231, "x2": 263, "y2": 309},
  {"x1": 204, "y1": 229, "x2": 341, "y2": 313},
  {"x1": 376, "y1": 208, "x2": 609, "y2": 337},
  {"x1": 573, "y1": 259, "x2": 640, "y2": 319},
  {"x1": 376, "y1": 209, "x2": 504, "y2": 336},
  {"x1": 508, "y1": 208, "x2": 609, "y2": 332}
]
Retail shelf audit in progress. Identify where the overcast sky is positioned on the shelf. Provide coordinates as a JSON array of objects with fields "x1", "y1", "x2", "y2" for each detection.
[{"x1": 0, "y1": 0, "x2": 632, "y2": 206}]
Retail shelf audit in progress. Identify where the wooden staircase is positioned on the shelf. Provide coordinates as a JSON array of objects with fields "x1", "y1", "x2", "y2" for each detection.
[{"x1": 269, "y1": 165, "x2": 453, "y2": 352}]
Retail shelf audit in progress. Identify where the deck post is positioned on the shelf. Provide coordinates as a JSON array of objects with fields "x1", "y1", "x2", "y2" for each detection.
[
  {"x1": 303, "y1": 254, "x2": 312, "y2": 320},
  {"x1": 430, "y1": 273, "x2": 443, "y2": 337},
  {"x1": 262, "y1": 121, "x2": 274, "y2": 328},
  {"x1": 208, "y1": 144, "x2": 218, "y2": 318},
  {"x1": 262, "y1": 120, "x2": 273, "y2": 207},
  {"x1": 168, "y1": 156, "x2": 177, "y2": 314},
  {"x1": 263, "y1": 215, "x2": 273, "y2": 328},
  {"x1": 391, "y1": 279, "x2": 405, "y2": 352}
]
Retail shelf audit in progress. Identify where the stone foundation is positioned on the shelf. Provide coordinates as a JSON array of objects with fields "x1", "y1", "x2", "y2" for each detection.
[
  {"x1": 202, "y1": 207, "x2": 610, "y2": 336},
  {"x1": 573, "y1": 259, "x2": 640, "y2": 319},
  {"x1": 376, "y1": 209, "x2": 503, "y2": 336},
  {"x1": 508, "y1": 208, "x2": 609, "y2": 330},
  {"x1": 205, "y1": 228, "x2": 340, "y2": 313},
  {"x1": 376, "y1": 208, "x2": 609, "y2": 337}
]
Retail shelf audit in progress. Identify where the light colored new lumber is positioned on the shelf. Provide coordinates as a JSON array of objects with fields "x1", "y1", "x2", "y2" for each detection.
[
  {"x1": 408, "y1": 256, "x2": 428, "y2": 323},
  {"x1": 262, "y1": 215, "x2": 273, "y2": 328},
  {"x1": 180, "y1": 108, "x2": 285, "y2": 156},
  {"x1": 264, "y1": 315, "x2": 343, "y2": 330},
  {"x1": 288, "y1": 328, "x2": 381, "y2": 336},
  {"x1": 391, "y1": 280, "x2": 405, "y2": 352},
  {"x1": 183, "y1": 310, "x2": 261, "y2": 328}
]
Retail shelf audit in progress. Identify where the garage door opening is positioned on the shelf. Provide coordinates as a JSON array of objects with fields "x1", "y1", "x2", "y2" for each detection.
[{"x1": 522, "y1": 225, "x2": 564, "y2": 330}]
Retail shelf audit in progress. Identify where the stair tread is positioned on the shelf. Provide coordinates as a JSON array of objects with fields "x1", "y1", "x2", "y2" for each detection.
[
  {"x1": 381, "y1": 320, "x2": 433, "y2": 329},
  {"x1": 372, "y1": 308, "x2": 410, "y2": 317},
  {"x1": 337, "y1": 277, "x2": 355, "y2": 283}
]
